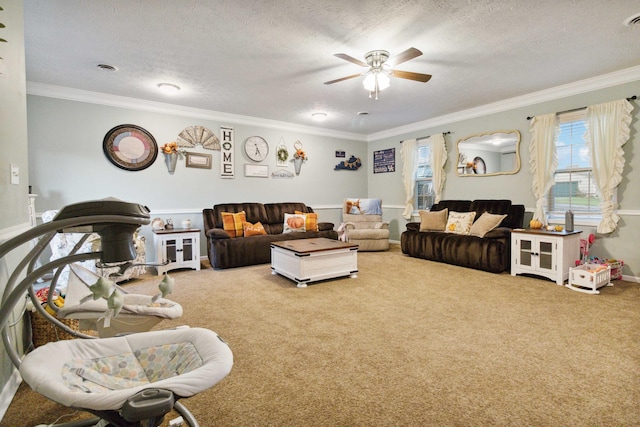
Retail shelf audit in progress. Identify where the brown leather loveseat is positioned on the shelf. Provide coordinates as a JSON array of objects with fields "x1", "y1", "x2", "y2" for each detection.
[
  {"x1": 401, "y1": 199, "x2": 525, "y2": 273},
  {"x1": 203, "y1": 202, "x2": 337, "y2": 269}
]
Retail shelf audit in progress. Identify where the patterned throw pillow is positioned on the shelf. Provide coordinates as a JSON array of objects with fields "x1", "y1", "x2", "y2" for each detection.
[
  {"x1": 444, "y1": 211, "x2": 476, "y2": 235},
  {"x1": 295, "y1": 210, "x2": 318, "y2": 232},
  {"x1": 243, "y1": 221, "x2": 267, "y2": 237},
  {"x1": 344, "y1": 198, "x2": 383, "y2": 215},
  {"x1": 283, "y1": 213, "x2": 306, "y2": 233},
  {"x1": 469, "y1": 212, "x2": 508, "y2": 237},
  {"x1": 221, "y1": 211, "x2": 246, "y2": 238},
  {"x1": 419, "y1": 208, "x2": 448, "y2": 231}
]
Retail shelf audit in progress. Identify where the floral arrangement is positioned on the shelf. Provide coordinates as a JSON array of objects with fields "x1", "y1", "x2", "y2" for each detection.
[
  {"x1": 293, "y1": 148, "x2": 308, "y2": 161},
  {"x1": 160, "y1": 142, "x2": 185, "y2": 157},
  {"x1": 277, "y1": 146, "x2": 289, "y2": 162}
]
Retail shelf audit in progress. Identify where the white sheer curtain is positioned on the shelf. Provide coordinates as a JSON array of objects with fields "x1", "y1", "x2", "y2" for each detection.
[
  {"x1": 401, "y1": 138, "x2": 417, "y2": 219},
  {"x1": 529, "y1": 113, "x2": 558, "y2": 221},
  {"x1": 585, "y1": 99, "x2": 633, "y2": 233},
  {"x1": 430, "y1": 133, "x2": 447, "y2": 204}
]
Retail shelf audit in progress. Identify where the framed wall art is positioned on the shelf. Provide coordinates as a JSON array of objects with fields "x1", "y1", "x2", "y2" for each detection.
[
  {"x1": 244, "y1": 164, "x2": 269, "y2": 178},
  {"x1": 186, "y1": 152, "x2": 212, "y2": 169},
  {"x1": 103, "y1": 124, "x2": 158, "y2": 171}
]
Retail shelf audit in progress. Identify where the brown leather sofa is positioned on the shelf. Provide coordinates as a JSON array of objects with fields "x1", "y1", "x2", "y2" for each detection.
[
  {"x1": 203, "y1": 202, "x2": 337, "y2": 269},
  {"x1": 401, "y1": 199, "x2": 525, "y2": 273}
]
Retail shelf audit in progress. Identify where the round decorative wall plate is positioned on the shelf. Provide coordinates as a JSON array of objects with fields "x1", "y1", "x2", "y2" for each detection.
[
  {"x1": 103, "y1": 124, "x2": 158, "y2": 171},
  {"x1": 473, "y1": 156, "x2": 486, "y2": 174}
]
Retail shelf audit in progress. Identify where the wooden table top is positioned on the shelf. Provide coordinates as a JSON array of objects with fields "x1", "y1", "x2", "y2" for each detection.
[{"x1": 271, "y1": 238, "x2": 358, "y2": 254}]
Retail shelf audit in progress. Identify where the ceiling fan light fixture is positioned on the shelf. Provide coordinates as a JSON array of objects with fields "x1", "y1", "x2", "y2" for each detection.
[
  {"x1": 363, "y1": 69, "x2": 391, "y2": 99},
  {"x1": 157, "y1": 82, "x2": 181, "y2": 94},
  {"x1": 311, "y1": 112, "x2": 327, "y2": 121}
]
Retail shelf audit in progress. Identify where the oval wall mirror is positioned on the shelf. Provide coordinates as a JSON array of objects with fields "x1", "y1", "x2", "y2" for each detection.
[{"x1": 456, "y1": 130, "x2": 521, "y2": 176}]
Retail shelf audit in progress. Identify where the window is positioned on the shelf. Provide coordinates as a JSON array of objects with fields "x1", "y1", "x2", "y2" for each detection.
[
  {"x1": 414, "y1": 141, "x2": 434, "y2": 210},
  {"x1": 548, "y1": 110, "x2": 600, "y2": 221}
]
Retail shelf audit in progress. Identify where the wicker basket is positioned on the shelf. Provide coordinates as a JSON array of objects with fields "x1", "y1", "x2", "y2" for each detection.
[{"x1": 30, "y1": 311, "x2": 94, "y2": 347}]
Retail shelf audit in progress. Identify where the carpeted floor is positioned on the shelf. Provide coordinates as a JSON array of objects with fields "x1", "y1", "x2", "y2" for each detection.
[{"x1": 2, "y1": 245, "x2": 639, "y2": 426}]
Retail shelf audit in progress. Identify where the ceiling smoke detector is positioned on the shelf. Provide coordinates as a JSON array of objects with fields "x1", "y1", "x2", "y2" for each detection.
[{"x1": 623, "y1": 13, "x2": 640, "y2": 27}]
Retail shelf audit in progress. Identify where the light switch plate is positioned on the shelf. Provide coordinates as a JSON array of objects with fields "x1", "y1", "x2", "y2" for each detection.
[{"x1": 10, "y1": 164, "x2": 19, "y2": 185}]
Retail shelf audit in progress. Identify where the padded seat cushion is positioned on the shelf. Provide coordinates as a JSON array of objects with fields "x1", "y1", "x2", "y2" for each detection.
[
  {"x1": 347, "y1": 228, "x2": 390, "y2": 240},
  {"x1": 20, "y1": 328, "x2": 232, "y2": 411}
]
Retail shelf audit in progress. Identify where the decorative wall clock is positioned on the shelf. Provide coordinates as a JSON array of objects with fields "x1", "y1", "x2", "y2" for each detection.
[
  {"x1": 244, "y1": 136, "x2": 269, "y2": 162},
  {"x1": 103, "y1": 124, "x2": 158, "y2": 171}
]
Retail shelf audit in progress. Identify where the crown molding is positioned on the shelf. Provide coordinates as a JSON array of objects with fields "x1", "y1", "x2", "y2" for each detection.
[
  {"x1": 27, "y1": 65, "x2": 640, "y2": 144},
  {"x1": 367, "y1": 65, "x2": 640, "y2": 142},
  {"x1": 25, "y1": 82, "x2": 367, "y2": 142}
]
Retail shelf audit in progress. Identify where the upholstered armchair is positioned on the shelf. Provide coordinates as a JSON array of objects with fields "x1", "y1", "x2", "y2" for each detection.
[{"x1": 340, "y1": 198, "x2": 390, "y2": 251}]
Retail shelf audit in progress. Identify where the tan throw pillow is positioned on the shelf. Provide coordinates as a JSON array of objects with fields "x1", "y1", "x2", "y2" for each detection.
[
  {"x1": 469, "y1": 212, "x2": 508, "y2": 237},
  {"x1": 243, "y1": 221, "x2": 267, "y2": 237},
  {"x1": 445, "y1": 211, "x2": 476, "y2": 235},
  {"x1": 295, "y1": 210, "x2": 318, "y2": 232},
  {"x1": 283, "y1": 213, "x2": 306, "y2": 233},
  {"x1": 419, "y1": 208, "x2": 448, "y2": 231},
  {"x1": 221, "y1": 211, "x2": 246, "y2": 238}
]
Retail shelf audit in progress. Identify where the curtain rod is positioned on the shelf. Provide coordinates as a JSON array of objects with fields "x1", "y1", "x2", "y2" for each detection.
[
  {"x1": 526, "y1": 96, "x2": 637, "y2": 120},
  {"x1": 400, "y1": 131, "x2": 450, "y2": 143}
]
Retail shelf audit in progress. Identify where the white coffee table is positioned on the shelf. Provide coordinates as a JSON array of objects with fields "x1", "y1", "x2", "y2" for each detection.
[{"x1": 271, "y1": 238, "x2": 358, "y2": 288}]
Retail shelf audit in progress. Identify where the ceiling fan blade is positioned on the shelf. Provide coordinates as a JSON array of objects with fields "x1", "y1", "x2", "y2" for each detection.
[
  {"x1": 324, "y1": 73, "x2": 363, "y2": 85},
  {"x1": 392, "y1": 70, "x2": 432, "y2": 83},
  {"x1": 334, "y1": 53, "x2": 368, "y2": 67},
  {"x1": 387, "y1": 47, "x2": 423, "y2": 66}
]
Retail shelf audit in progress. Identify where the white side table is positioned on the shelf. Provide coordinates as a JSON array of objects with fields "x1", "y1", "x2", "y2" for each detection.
[
  {"x1": 511, "y1": 228, "x2": 582, "y2": 285},
  {"x1": 153, "y1": 228, "x2": 201, "y2": 275}
]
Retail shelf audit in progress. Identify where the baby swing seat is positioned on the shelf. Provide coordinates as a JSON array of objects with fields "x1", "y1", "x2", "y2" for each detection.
[{"x1": 0, "y1": 199, "x2": 233, "y2": 426}]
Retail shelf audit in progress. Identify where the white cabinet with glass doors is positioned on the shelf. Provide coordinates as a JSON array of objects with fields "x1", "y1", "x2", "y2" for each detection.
[
  {"x1": 511, "y1": 229, "x2": 581, "y2": 286},
  {"x1": 153, "y1": 229, "x2": 201, "y2": 275}
]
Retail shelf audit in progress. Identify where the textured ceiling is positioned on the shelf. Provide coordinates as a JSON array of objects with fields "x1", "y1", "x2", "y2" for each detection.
[{"x1": 22, "y1": 0, "x2": 640, "y2": 137}]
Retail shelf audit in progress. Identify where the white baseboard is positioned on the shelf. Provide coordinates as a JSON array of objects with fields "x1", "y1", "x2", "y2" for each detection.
[{"x1": 0, "y1": 368, "x2": 22, "y2": 421}]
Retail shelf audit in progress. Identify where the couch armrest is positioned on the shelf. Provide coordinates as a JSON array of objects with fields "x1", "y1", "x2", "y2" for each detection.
[
  {"x1": 482, "y1": 227, "x2": 511, "y2": 239},
  {"x1": 344, "y1": 221, "x2": 356, "y2": 231},
  {"x1": 318, "y1": 222, "x2": 334, "y2": 232},
  {"x1": 406, "y1": 222, "x2": 420, "y2": 232},
  {"x1": 375, "y1": 222, "x2": 389, "y2": 230},
  {"x1": 206, "y1": 228, "x2": 231, "y2": 240}
]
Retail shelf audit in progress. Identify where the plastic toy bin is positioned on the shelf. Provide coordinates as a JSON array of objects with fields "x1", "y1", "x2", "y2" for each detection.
[{"x1": 567, "y1": 263, "x2": 611, "y2": 294}]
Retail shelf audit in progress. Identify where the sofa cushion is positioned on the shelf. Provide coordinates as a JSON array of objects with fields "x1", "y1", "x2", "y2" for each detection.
[
  {"x1": 431, "y1": 200, "x2": 472, "y2": 213},
  {"x1": 469, "y1": 199, "x2": 512, "y2": 218},
  {"x1": 265, "y1": 202, "x2": 312, "y2": 227},
  {"x1": 419, "y1": 208, "x2": 448, "y2": 231},
  {"x1": 469, "y1": 212, "x2": 508, "y2": 237},
  {"x1": 283, "y1": 213, "x2": 306, "y2": 233},
  {"x1": 295, "y1": 210, "x2": 319, "y2": 232},
  {"x1": 445, "y1": 211, "x2": 476, "y2": 235},
  {"x1": 243, "y1": 221, "x2": 267, "y2": 237},
  {"x1": 213, "y1": 203, "x2": 268, "y2": 229},
  {"x1": 221, "y1": 211, "x2": 246, "y2": 238}
]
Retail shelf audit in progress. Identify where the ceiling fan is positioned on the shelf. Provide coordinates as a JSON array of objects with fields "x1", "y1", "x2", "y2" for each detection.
[{"x1": 324, "y1": 47, "x2": 432, "y2": 99}]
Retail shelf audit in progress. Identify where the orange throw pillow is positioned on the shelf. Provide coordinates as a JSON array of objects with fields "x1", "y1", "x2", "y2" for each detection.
[
  {"x1": 295, "y1": 210, "x2": 319, "y2": 232},
  {"x1": 243, "y1": 221, "x2": 267, "y2": 237},
  {"x1": 221, "y1": 211, "x2": 246, "y2": 238}
]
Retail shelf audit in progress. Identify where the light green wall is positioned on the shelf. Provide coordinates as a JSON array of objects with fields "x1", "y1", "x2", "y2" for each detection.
[
  {"x1": 0, "y1": 0, "x2": 29, "y2": 417},
  {"x1": 0, "y1": 0, "x2": 28, "y2": 229},
  {"x1": 368, "y1": 81, "x2": 640, "y2": 278},
  {"x1": 27, "y1": 95, "x2": 367, "y2": 259}
]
